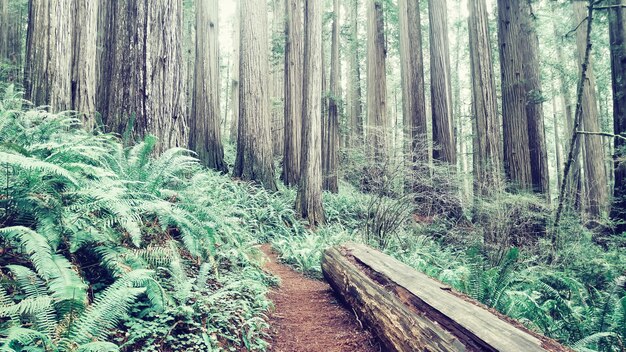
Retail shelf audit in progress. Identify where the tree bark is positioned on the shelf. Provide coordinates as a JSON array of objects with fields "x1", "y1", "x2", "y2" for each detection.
[
  {"x1": 322, "y1": 243, "x2": 570, "y2": 352},
  {"x1": 71, "y1": 0, "x2": 97, "y2": 129},
  {"x1": 0, "y1": 0, "x2": 7, "y2": 61},
  {"x1": 230, "y1": 0, "x2": 240, "y2": 143},
  {"x1": 398, "y1": 0, "x2": 427, "y2": 164},
  {"x1": 296, "y1": 0, "x2": 325, "y2": 226},
  {"x1": 101, "y1": 0, "x2": 187, "y2": 152},
  {"x1": 25, "y1": 0, "x2": 73, "y2": 111},
  {"x1": 428, "y1": 0, "x2": 456, "y2": 164},
  {"x1": 573, "y1": 1, "x2": 609, "y2": 219},
  {"x1": 521, "y1": 1, "x2": 550, "y2": 196},
  {"x1": 282, "y1": 0, "x2": 304, "y2": 186},
  {"x1": 609, "y1": 0, "x2": 626, "y2": 233},
  {"x1": 271, "y1": 0, "x2": 285, "y2": 159},
  {"x1": 189, "y1": 0, "x2": 227, "y2": 172},
  {"x1": 366, "y1": 0, "x2": 387, "y2": 163},
  {"x1": 346, "y1": 0, "x2": 363, "y2": 147},
  {"x1": 468, "y1": 0, "x2": 503, "y2": 196},
  {"x1": 234, "y1": 0, "x2": 277, "y2": 191},
  {"x1": 323, "y1": 0, "x2": 340, "y2": 193},
  {"x1": 497, "y1": 0, "x2": 533, "y2": 192}
]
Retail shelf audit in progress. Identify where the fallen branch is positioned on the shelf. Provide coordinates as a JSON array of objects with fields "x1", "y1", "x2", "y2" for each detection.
[{"x1": 576, "y1": 130, "x2": 626, "y2": 141}]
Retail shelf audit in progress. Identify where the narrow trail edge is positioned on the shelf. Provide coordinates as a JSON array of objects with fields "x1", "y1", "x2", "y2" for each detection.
[{"x1": 260, "y1": 244, "x2": 380, "y2": 352}]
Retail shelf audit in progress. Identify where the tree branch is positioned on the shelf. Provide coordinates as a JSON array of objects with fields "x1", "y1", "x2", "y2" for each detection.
[{"x1": 576, "y1": 130, "x2": 626, "y2": 141}]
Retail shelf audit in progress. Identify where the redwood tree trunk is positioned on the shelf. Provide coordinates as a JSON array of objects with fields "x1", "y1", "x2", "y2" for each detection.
[
  {"x1": 297, "y1": 0, "x2": 325, "y2": 226},
  {"x1": 282, "y1": 0, "x2": 303, "y2": 186},
  {"x1": 0, "y1": 0, "x2": 7, "y2": 60},
  {"x1": 497, "y1": 0, "x2": 533, "y2": 192},
  {"x1": 573, "y1": 1, "x2": 609, "y2": 219},
  {"x1": 71, "y1": 0, "x2": 98, "y2": 128},
  {"x1": 346, "y1": 0, "x2": 363, "y2": 147},
  {"x1": 398, "y1": 0, "x2": 427, "y2": 163},
  {"x1": 323, "y1": 0, "x2": 340, "y2": 193},
  {"x1": 468, "y1": 0, "x2": 502, "y2": 196},
  {"x1": 521, "y1": 0, "x2": 550, "y2": 196},
  {"x1": 230, "y1": 0, "x2": 240, "y2": 143},
  {"x1": 234, "y1": 0, "x2": 277, "y2": 191},
  {"x1": 102, "y1": 0, "x2": 187, "y2": 152},
  {"x1": 25, "y1": 0, "x2": 73, "y2": 111},
  {"x1": 609, "y1": 0, "x2": 626, "y2": 232},
  {"x1": 190, "y1": 0, "x2": 227, "y2": 172},
  {"x1": 428, "y1": 0, "x2": 456, "y2": 164},
  {"x1": 366, "y1": 0, "x2": 387, "y2": 163}
]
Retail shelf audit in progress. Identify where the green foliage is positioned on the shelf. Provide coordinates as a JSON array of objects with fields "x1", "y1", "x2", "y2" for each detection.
[
  {"x1": 271, "y1": 182, "x2": 626, "y2": 352},
  {"x1": 0, "y1": 91, "x2": 283, "y2": 351}
]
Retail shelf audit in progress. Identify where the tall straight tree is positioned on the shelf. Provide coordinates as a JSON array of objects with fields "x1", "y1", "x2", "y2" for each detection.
[
  {"x1": 297, "y1": 0, "x2": 325, "y2": 225},
  {"x1": 24, "y1": 0, "x2": 73, "y2": 111},
  {"x1": 189, "y1": 0, "x2": 227, "y2": 172},
  {"x1": 468, "y1": 0, "x2": 502, "y2": 195},
  {"x1": 398, "y1": 0, "x2": 427, "y2": 163},
  {"x1": 346, "y1": 0, "x2": 363, "y2": 147},
  {"x1": 101, "y1": 0, "x2": 187, "y2": 152},
  {"x1": 366, "y1": 0, "x2": 387, "y2": 163},
  {"x1": 428, "y1": 0, "x2": 456, "y2": 164},
  {"x1": 609, "y1": 0, "x2": 626, "y2": 232},
  {"x1": 323, "y1": 0, "x2": 340, "y2": 193},
  {"x1": 230, "y1": 0, "x2": 240, "y2": 143},
  {"x1": 72, "y1": 0, "x2": 98, "y2": 128},
  {"x1": 521, "y1": 0, "x2": 550, "y2": 195},
  {"x1": 573, "y1": 1, "x2": 608, "y2": 219},
  {"x1": 0, "y1": 0, "x2": 7, "y2": 60},
  {"x1": 498, "y1": 0, "x2": 533, "y2": 191},
  {"x1": 282, "y1": 0, "x2": 304, "y2": 186},
  {"x1": 234, "y1": 0, "x2": 277, "y2": 191}
]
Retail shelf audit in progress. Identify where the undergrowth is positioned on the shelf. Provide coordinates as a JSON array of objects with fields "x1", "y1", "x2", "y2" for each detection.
[
  {"x1": 0, "y1": 85, "x2": 624, "y2": 352},
  {"x1": 0, "y1": 87, "x2": 293, "y2": 352}
]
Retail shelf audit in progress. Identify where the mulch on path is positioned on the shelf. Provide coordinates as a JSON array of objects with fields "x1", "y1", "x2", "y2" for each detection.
[{"x1": 261, "y1": 245, "x2": 381, "y2": 352}]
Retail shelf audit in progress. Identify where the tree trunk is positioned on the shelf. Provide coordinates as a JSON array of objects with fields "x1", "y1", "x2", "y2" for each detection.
[
  {"x1": 234, "y1": 0, "x2": 277, "y2": 191},
  {"x1": 468, "y1": 0, "x2": 502, "y2": 196},
  {"x1": 271, "y1": 0, "x2": 285, "y2": 159},
  {"x1": 609, "y1": 0, "x2": 626, "y2": 233},
  {"x1": 551, "y1": 79, "x2": 563, "y2": 193},
  {"x1": 282, "y1": 0, "x2": 303, "y2": 186},
  {"x1": 71, "y1": 0, "x2": 97, "y2": 129},
  {"x1": 428, "y1": 0, "x2": 456, "y2": 164},
  {"x1": 346, "y1": 0, "x2": 363, "y2": 147},
  {"x1": 398, "y1": 0, "x2": 427, "y2": 164},
  {"x1": 497, "y1": 0, "x2": 533, "y2": 192},
  {"x1": 0, "y1": 0, "x2": 7, "y2": 61},
  {"x1": 521, "y1": 1, "x2": 550, "y2": 196},
  {"x1": 101, "y1": 0, "x2": 187, "y2": 152},
  {"x1": 230, "y1": 0, "x2": 240, "y2": 143},
  {"x1": 366, "y1": 0, "x2": 387, "y2": 163},
  {"x1": 552, "y1": 18, "x2": 582, "y2": 213},
  {"x1": 189, "y1": 0, "x2": 227, "y2": 172},
  {"x1": 322, "y1": 243, "x2": 570, "y2": 352},
  {"x1": 323, "y1": 0, "x2": 340, "y2": 193},
  {"x1": 296, "y1": 0, "x2": 325, "y2": 226},
  {"x1": 573, "y1": 1, "x2": 609, "y2": 220},
  {"x1": 25, "y1": 0, "x2": 73, "y2": 111}
]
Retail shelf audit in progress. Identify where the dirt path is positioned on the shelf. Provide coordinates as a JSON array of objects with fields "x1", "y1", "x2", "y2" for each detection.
[{"x1": 261, "y1": 245, "x2": 380, "y2": 352}]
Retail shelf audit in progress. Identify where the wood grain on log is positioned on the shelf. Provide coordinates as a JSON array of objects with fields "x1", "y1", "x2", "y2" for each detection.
[{"x1": 322, "y1": 243, "x2": 571, "y2": 352}]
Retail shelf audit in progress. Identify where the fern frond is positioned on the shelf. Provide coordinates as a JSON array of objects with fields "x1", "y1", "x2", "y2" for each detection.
[
  {"x1": 75, "y1": 341, "x2": 120, "y2": 352},
  {"x1": 0, "y1": 327, "x2": 51, "y2": 351},
  {"x1": 0, "y1": 151, "x2": 78, "y2": 186}
]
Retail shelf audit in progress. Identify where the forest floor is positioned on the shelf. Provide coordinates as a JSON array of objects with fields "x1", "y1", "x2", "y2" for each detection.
[{"x1": 261, "y1": 245, "x2": 381, "y2": 352}]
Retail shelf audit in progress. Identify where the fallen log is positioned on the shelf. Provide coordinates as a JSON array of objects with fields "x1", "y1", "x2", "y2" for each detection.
[{"x1": 321, "y1": 243, "x2": 571, "y2": 352}]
